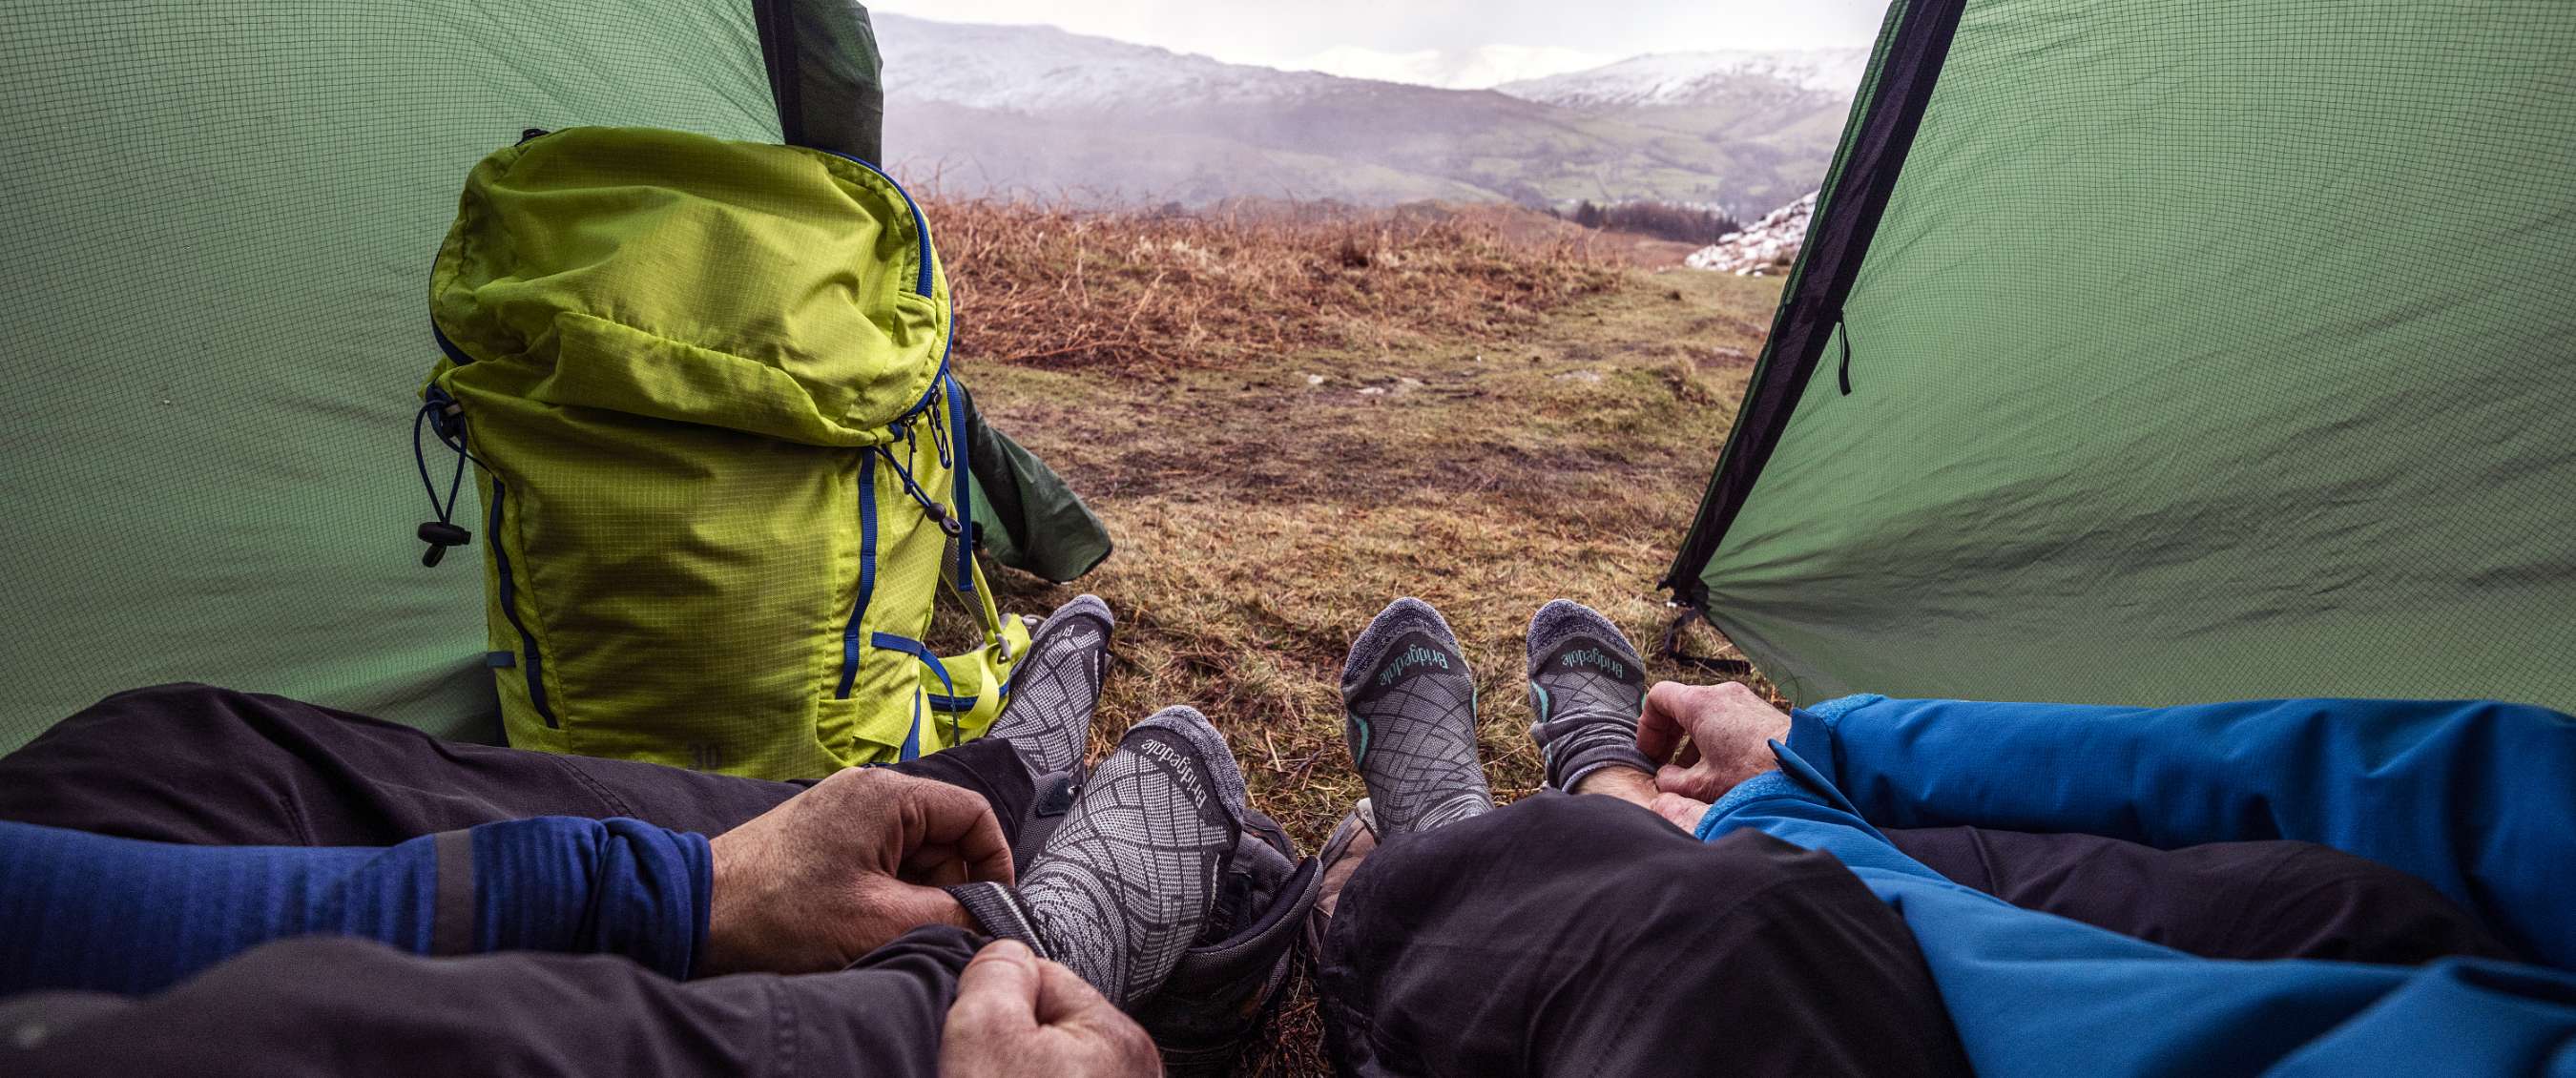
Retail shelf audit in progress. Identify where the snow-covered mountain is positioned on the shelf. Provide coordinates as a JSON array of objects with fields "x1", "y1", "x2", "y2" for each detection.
[
  {"x1": 1281, "y1": 44, "x2": 1612, "y2": 90},
  {"x1": 877, "y1": 15, "x2": 1338, "y2": 113},
  {"x1": 1498, "y1": 50, "x2": 1871, "y2": 108},
  {"x1": 871, "y1": 14, "x2": 1860, "y2": 216}
]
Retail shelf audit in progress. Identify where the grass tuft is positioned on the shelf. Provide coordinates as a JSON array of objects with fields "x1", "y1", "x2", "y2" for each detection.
[{"x1": 924, "y1": 197, "x2": 1629, "y2": 370}]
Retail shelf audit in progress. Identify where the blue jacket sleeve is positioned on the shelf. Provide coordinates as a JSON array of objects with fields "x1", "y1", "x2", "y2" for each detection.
[
  {"x1": 1786, "y1": 694, "x2": 2576, "y2": 969},
  {"x1": 0, "y1": 817, "x2": 710, "y2": 996},
  {"x1": 1698, "y1": 743, "x2": 2576, "y2": 1078}
]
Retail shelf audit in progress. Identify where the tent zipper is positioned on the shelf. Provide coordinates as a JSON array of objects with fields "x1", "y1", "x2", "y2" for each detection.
[{"x1": 1836, "y1": 316, "x2": 1856, "y2": 396}]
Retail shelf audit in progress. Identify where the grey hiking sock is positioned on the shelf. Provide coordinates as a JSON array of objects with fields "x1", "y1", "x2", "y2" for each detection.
[
  {"x1": 984, "y1": 594, "x2": 1113, "y2": 777},
  {"x1": 1526, "y1": 599, "x2": 1656, "y2": 792},
  {"x1": 1339, "y1": 597, "x2": 1493, "y2": 836},
  {"x1": 1012, "y1": 707, "x2": 1246, "y2": 1008}
]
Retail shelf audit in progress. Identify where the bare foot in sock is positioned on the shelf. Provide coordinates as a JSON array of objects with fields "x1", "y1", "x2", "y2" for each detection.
[
  {"x1": 1525, "y1": 599, "x2": 1656, "y2": 793},
  {"x1": 985, "y1": 594, "x2": 1113, "y2": 777},
  {"x1": 1002, "y1": 708, "x2": 1246, "y2": 1009},
  {"x1": 1340, "y1": 598, "x2": 1492, "y2": 837}
]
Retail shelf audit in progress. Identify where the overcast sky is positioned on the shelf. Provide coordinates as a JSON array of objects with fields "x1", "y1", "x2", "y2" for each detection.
[{"x1": 866, "y1": 0, "x2": 1884, "y2": 86}]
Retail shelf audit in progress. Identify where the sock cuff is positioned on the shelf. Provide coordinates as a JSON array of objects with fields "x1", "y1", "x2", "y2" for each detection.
[
  {"x1": 1541, "y1": 727, "x2": 1657, "y2": 792},
  {"x1": 943, "y1": 881, "x2": 1051, "y2": 959}
]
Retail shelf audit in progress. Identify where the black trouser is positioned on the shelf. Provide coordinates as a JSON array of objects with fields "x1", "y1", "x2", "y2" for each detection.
[
  {"x1": 1884, "y1": 825, "x2": 2520, "y2": 967},
  {"x1": 1319, "y1": 791, "x2": 2516, "y2": 1078},
  {"x1": 0, "y1": 684, "x2": 1036, "y2": 1078}
]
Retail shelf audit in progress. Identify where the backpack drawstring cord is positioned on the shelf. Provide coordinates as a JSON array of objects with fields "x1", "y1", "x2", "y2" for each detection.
[
  {"x1": 872, "y1": 440, "x2": 960, "y2": 537},
  {"x1": 412, "y1": 392, "x2": 481, "y2": 567},
  {"x1": 927, "y1": 393, "x2": 952, "y2": 470}
]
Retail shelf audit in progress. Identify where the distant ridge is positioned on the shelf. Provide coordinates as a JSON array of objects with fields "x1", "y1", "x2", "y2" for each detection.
[{"x1": 875, "y1": 13, "x2": 1864, "y2": 217}]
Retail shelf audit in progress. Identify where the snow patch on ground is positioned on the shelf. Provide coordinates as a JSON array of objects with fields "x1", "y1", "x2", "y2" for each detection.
[{"x1": 1686, "y1": 193, "x2": 1817, "y2": 276}]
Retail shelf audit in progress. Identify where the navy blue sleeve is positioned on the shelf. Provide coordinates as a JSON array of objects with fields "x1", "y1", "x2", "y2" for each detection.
[
  {"x1": 0, "y1": 817, "x2": 711, "y2": 997},
  {"x1": 1788, "y1": 694, "x2": 2576, "y2": 969},
  {"x1": 474, "y1": 817, "x2": 712, "y2": 979}
]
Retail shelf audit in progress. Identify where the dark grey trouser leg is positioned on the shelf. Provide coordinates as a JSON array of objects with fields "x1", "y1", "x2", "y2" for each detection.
[
  {"x1": 0, "y1": 683, "x2": 1029, "y2": 857},
  {"x1": 0, "y1": 927, "x2": 979, "y2": 1078},
  {"x1": 1318, "y1": 792, "x2": 1972, "y2": 1078},
  {"x1": 1885, "y1": 825, "x2": 2524, "y2": 965}
]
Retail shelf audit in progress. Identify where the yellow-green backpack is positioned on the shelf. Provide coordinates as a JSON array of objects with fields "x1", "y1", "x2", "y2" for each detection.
[{"x1": 415, "y1": 127, "x2": 1028, "y2": 778}]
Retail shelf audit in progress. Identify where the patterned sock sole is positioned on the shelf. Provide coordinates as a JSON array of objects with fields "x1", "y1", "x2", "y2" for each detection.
[
  {"x1": 1526, "y1": 599, "x2": 1655, "y2": 791},
  {"x1": 1339, "y1": 597, "x2": 1492, "y2": 837},
  {"x1": 1014, "y1": 706, "x2": 1245, "y2": 1008},
  {"x1": 984, "y1": 594, "x2": 1113, "y2": 777}
]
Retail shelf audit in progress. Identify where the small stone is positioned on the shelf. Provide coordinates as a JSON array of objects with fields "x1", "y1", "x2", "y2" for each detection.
[
  {"x1": 1553, "y1": 369, "x2": 1605, "y2": 384},
  {"x1": 1357, "y1": 386, "x2": 1387, "y2": 397},
  {"x1": 1304, "y1": 374, "x2": 1325, "y2": 386}
]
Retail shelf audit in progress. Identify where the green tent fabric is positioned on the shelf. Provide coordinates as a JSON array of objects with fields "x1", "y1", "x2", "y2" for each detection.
[
  {"x1": 1667, "y1": 0, "x2": 2576, "y2": 711},
  {"x1": 0, "y1": 0, "x2": 1103, "y2": 752}
]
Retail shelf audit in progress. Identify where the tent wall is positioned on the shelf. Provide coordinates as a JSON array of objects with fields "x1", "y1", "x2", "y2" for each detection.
[
  {"x1": 1669, "y1": 0, "x2": 2576, "y2": 709},
  {"x1": 0, "y1": 1, "x2": 881, "y2": 750}
]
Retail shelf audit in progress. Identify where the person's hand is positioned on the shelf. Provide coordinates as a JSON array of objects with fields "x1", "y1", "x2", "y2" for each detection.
[
  {"x1": 1637, "y1": 680, "x2": 1793, "y2": 802},
  {"x1": 1572, "y1": 766, "x2": 1715, "y2": 832},
  {"x1": 1647, "y1": 789, "x2": 1716, "y2": 832},
  {"x1": 941, "y1": 940, "x2": 1161, "y2": 1077},
  {"x1": 702, "y1": 767, "x2": 1012, "y2": 975}
]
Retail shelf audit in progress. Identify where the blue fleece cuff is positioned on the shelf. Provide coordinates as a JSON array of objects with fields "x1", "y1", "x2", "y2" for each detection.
[
  {"x1": 472, "y1": 818, "x2": 712, "y2": 980},
  {"x1": 1804, "y1": 693, "x2": 1885, "y2": 722},
  {"x1": 1693, "y1": 737, "x2": 1877, "y2": 843},
  {"x1": 1695, "y1": 770, "x2": 1804, "y2": 840},
  {"x1": 1785, "y1": 693, "x2": 1882, "y2": 787}
]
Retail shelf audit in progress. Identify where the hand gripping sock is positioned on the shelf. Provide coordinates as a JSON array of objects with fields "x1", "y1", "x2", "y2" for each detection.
[{"x1": 950, "y1": 707, "x2": 1246, "y2": 1009}]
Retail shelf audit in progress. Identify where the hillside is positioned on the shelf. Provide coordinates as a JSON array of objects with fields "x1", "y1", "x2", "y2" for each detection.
[{"x1": 875, "y1": 14, "x2": 1863, "y2": 217}]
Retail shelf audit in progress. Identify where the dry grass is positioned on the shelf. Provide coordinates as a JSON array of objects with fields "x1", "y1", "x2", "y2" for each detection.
[
  {"x1": 925, "y1": 197, "x2": 1627, "y2": 370},
  {"x1": 924, "y1": 197, "x2": 1784, "y2": 1075}
]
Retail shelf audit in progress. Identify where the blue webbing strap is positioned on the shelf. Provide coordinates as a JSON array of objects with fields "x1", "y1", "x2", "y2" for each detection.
[
  {"x1": 872, "y1": 632, "x2": 959, "y2": 748},
  {"x1": 944, "y1": 375, "x2": 976, "y2": 596}
]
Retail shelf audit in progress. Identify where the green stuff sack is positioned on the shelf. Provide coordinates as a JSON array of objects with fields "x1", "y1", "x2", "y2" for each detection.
[{"x1": 419, "y1": 127, "x2": 1028, "y2": 778}]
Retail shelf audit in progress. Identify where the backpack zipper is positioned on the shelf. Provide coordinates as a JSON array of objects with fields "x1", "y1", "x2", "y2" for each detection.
[
  {"x1": 487, "y1": 480, "x2": 557, "y2": 727},
  {"x1": 829, "y1": 151, "x2": 955, "y2": 429},
  {"x1": 821, "y1": 151, "x2": 935, "y2": 298},
  {"x1": 834, "y1": 453, "x2": 881, "y2": 699}
]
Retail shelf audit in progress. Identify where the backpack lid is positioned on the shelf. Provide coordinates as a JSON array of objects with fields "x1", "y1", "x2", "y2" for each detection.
[{"x1": 429, "y1": 127, "x2": 948, "y2": 446}]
